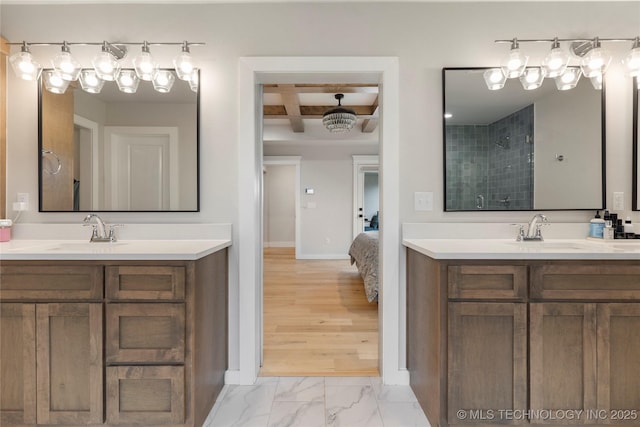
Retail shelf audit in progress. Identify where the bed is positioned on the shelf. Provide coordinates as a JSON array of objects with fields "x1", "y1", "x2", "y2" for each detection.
[{"x1": 348, "y1": 231, "x2": 379, "y2": 303}]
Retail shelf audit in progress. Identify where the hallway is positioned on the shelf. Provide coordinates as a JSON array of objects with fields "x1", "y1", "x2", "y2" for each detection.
[{"x1": 261, "y1": 248, "x2": 379, "y2": 376}]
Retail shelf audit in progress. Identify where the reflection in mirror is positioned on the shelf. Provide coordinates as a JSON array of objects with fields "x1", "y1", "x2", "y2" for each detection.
[
  {"x1": 443, "y1": 67, "x2": 605, "y2": 211},
  {"x1": 39, "y1": 69, "x2": 199, "y2": 212},
  {"x1": 634, "y1": 76, "x2": 639, "y2": 210}
]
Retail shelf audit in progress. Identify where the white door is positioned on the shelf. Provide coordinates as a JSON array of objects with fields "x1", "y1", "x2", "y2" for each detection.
[
  {"x1": 105, "y1": 126, "x2": 179, "y2": 210},
  {"x1": 352, "y1": 155, "x2": 379, "y2": 238}
]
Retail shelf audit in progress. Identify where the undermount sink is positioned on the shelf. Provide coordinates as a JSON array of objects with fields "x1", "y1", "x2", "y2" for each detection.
[
  {"x1": 47, "y1": 242, "x2": 128, "y2": 251},
  {"x1": 506, "y1": 241, "x2": 590, "y2": 250}
]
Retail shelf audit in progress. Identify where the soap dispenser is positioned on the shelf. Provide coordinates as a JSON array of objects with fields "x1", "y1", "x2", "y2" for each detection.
[
  {"x1": 589, "y1": 211, "x2": 605, "y2": 238},
  {"x1": 624, "y1": 217, "x2": 634, "y2": 239}
]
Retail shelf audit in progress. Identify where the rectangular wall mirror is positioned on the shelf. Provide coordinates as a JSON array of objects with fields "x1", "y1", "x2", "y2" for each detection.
[
  {"x1": 633, "y1": 76, "x2": 640, "y2": 210},
  {"x1": 39, "y1": 69, "x2": 199, "y2": 212},
  {"x1": 443, "y1": 67, "x2": 605, "y2": 211}
]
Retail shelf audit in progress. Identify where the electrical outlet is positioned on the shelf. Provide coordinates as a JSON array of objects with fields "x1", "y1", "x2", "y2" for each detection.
[
  {"x1": 17, "y1": 193, "x2": 29, "y2": 204},
  {"x1": 15, "y1": 193, "x2": 29, "y2": 211},
  {"x1": 613, "y1": 192, "x2": 624, "y2": 211},
  {"x1": 414, "y1": 192, "x2": 434, "y2": 211}
]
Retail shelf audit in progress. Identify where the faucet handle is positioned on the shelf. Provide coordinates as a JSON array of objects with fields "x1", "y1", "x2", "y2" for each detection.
[
  {"x1": 108, "y1": 224, "x2": 124, "y2": 242},
  {"x1": 511, "y1": 223, "x2": 525, "y2": 241}
]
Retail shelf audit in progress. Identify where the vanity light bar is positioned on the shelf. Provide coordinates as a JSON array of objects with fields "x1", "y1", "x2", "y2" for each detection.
[
  {"x1": 7, "y1": 40, "x2": 205, "y2": 94},
  {"x1": 491, "y1": 36, "x2": 640, "y2": 91}
]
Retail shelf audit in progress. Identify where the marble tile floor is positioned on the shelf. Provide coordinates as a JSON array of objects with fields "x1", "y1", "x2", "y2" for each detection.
[{"x1": 203, "y1": 376, "x2": 430, "y2": 427}]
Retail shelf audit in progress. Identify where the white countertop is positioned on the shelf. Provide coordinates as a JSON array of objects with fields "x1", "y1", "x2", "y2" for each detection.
[
  {"x1": 0, "y1": 239, "x2": 231, "y2": 261},
  {"x1": 403, "y1": 238, "x2": 640, "y2": 260}
]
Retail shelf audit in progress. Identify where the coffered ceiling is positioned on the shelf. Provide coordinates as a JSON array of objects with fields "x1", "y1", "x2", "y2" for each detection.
[{"x1": 262, "y1": 84, "x2": 379, "y2": 134}]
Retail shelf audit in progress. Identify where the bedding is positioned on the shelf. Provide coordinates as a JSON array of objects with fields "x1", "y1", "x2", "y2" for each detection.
[{"x1": 348, "y1": 231, "x2": 379, "y2": 303}]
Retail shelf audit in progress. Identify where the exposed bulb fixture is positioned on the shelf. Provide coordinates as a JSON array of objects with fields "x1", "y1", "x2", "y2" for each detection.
[
  {"x1": 79, "y1": 69, "x2": 105, "y2": 94},
  {"x1": 152, "y1": 69, "x2": 175, "y2": 93},
  {"x1": 42, "y1": 69, "x2": 70, "y2": 94},
  {"x1": 133, "y1": 41, "x2": 158, "y2": 81},
  {"x1": 501, "y1": 38, "x2": 529, "y2": 79},
  {"x1": 173, "y1": 41, "x2": 194, "y2": 81},
  {"x1": 519, "y1": 67, "x2": 546, "y2": 90},
  {"x1": 580, "y1": 37, "x2": 611, "y2": 78},
  {"x1": 625, "y1": 37, "x2": 640, "y2": 77},
  {"x1": 555, "y1": 67, "x2": 582, "y2": 91},
  {"x1": 541, "y1": 38, "x2": 569, "y2": 78},
  {"x1": 9, "y1": 42, "x2": 42, "y2": 81},
  {"x1": 92, "y1": 41, "x2": 121, "y2": 81},
  {"x1": 52, "y1": 41, "x2": 81, "y2": 81},
  {"x1": 188, "y1": 69, "x2": 199, "y2": 93},
  {"x1": 323, "y1": 94, "x2": 357, "y2": 133},
  {"x1": 116, "y1": 69, "x2": 140, "y2": 93},
  {"x1": 483, "y1": 68, "x2": 507, "y2": 90}
]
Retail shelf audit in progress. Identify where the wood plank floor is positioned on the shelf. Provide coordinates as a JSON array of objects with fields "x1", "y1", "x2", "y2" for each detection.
[{"x1": 260, "y1": 247, "x2": 379, "y2": 377}]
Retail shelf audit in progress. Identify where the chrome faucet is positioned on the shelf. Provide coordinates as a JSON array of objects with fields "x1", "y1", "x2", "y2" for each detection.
[
  {"x1": 516, "y1": 214, "x2": 549, "y2": 241},
  {"x1": 83, "y1": 214, "x2": 122, "y2": 242}
]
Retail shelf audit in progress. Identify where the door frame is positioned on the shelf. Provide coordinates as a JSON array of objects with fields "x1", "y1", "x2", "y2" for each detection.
[
  {"x1": 237, "y1": 56, "x2": 402, "y2": 385},
  {"x1": 263, "y1": 156, "x2": 301, "y2": 259},
  {"x1": 353, "y1": 155, "x2": 379, "y2": 239},
  {"x1": 73, "y1": 115, "x2": 100, "y2": 210}
]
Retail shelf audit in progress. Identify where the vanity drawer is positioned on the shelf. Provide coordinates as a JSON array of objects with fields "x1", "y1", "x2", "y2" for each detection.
[
  {"x1": 0, "y1": 265, "x2": 103, "y2": 301},
  {"x1": 531, "y1": 264, "x2": 640, "y2": 300},
  {"x1": 448, "y1": 265, "x2": 527, "y2": 300},
  {"x1": 106, "y1": 303, "x2": 185, "y2": 364},
  {"x1": 106, "y1": 365, "x2": 184, "y2": 425},
  {"x1": 106, "y1": 266, "x2": 185, "y2": 301}
]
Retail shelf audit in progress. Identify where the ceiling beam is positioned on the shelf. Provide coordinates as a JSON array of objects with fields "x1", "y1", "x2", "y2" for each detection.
[
  {"x1": 361, "y1": 95, "x2": 379, "y2": 133},
  {"x1": 264, "y1": 84, "x2": 379, "y2": 94},
  {"x1": 264, "y1": 114, "x2": 376, "y2": 120},
  {"x1": 278, "y1": 84, "x2": 304, "y2": 132}
]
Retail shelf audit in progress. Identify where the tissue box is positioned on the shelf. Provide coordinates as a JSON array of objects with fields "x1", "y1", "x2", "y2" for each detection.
[{"x1": 0, "y1": 219, "x2": 12, "y2": 242}]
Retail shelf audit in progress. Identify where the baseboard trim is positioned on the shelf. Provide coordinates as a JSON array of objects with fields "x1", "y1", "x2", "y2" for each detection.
[
  {"x1": 264, "y1": 241, "x2": 295, "y2": 248},
  {"x1": 296, "y1": 253, "x2": 350, "y2": 260},
  {"x1": 384, "y1": 368, "x2": 410, "y2": 385}
]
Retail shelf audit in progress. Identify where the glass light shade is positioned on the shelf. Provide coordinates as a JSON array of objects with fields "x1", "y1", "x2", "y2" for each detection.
[
  {"x1": 624, "y1": 46, "x2": 640, "y2": 77},
  {"x1": 43, "y1": 70, "x2": 70, "y2": 94},
  {"x1": 133, "y1": 50, "x2": 158, "y2": 81},
  {"x1": 483, "y1": 68, "x2": 507, "y2": 90},
  {"x1": 52, "y1": 50, "x2": 81, "y2": 81},
  {"x1": 152, "y1": 70, "x2": 175, "y2": 93},
  {"x1": 541, "y1": 46, "x2": 569, "y2": 78},
  {"x1": 501, "y1": 48, "x2": 529, "y2": 79},
  {"x1": 116, "y1": 70, "x2": 140, "y2": 93},
  {"x1": 188, "y1": 69, "x2": 199, "y2": 92},
  {"x1": 519, "y1": 67, "x2": 546, "y2": 90},
  {"x1": 555, "y1": 67, "x2": 582, "y2": 90},
  {"x1": 9, "y1": 50, "x2": 42, "y2": 81},
  {"x1": 173, "y1": 52, "x2": 194, "y2": 81},
  {"x1": 79, "y1": 69, "x2": 105, "y2": 94},
  {"x1": 580, "y1": 45, "x2": 611, "y2": 78},
  {"x1": 92, "y1": 50, "x2": 120, "y2": 81},
  {"x1": 589, "y1": 74, "x2": 603, "y2": 90}
]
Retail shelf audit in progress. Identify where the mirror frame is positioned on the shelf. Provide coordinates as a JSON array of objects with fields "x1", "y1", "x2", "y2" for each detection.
[
  {"x1": 38, "y1": 68, "x2": 200, "y2": 213},
  {"x1": 634, "y1": 76, "x2": 639, "y2": 210},
  {"x1": 442, "y1": 67, "x2": 606, "y2": 212}
]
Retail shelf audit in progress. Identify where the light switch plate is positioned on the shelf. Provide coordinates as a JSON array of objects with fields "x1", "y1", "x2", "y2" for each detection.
[
  {"x1": 613, "y1": 192, "x2": 624, "y2": 211},
  {"x1": 415, "y1": 192, "x2": 433, "y2": 211}
]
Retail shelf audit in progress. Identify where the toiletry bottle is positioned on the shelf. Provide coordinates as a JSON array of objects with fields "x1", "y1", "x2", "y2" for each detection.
[
  {"x1": 616, "y1": 219, "x2": 625, "y2": 239},
  {"x1": 624, "y1": 217, "x2": 634, "y2": 239},
  {"x1": 589, "y1": 211, "x2": 605, "y2": 238},
  {"x1": 603, "y1": 211, "x2": 614, "y2": 240}
]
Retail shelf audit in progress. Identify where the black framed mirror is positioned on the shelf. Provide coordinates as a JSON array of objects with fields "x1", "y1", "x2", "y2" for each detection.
[
  {"x1": 633, "y1": 76, "x2": 639, "y2": 210},
  {"x1": 39, "y1": 68, "x2": 199, "y2": 212},
  {"x1": 443, "y1": 67, "x2": 605, "y2": 211}
]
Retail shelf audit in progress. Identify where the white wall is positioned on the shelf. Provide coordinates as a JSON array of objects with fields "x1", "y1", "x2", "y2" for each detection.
[
  {"x1": 263, "y1": 164, "x2": 295, "y2": 247},
  {"x1": 3, "y1": 1, "x2": 639, "y2": 374}
]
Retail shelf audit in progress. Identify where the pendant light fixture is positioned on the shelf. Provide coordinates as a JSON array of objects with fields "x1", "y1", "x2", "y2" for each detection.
[
  {"x1": 133, "y1": 41, "x2": 158, "y2": 81},
  {"x1": 173, "y1": 41, "x2": 194, "y2": 81},
  {"x1": 541, "y1": 38, "x2": 569, "y2": 78},
  {"x1": 9, "y1": 42, "x2": 42, "y2": 81},
  {"x1": 500, "y1": 38, "x2": 528, "y2": 79},
  {"x1": 92, "y1": 41, "x2": 122, "y2": 81},
  {"x1": 52, "y1": 41, "x2": 81, "y2": 81},
  {"x1": 323, "y1": 94, "x2": 357, "y2": 133}
]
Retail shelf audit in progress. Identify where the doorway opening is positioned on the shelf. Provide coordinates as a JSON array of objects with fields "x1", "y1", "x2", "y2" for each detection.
[{"x1": 236, "y1": 57, "x2": 401, "y2": 385}]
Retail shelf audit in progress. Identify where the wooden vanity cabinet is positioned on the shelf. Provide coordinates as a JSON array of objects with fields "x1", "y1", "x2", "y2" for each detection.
[
  {"x1": 407, "y1": 250, "x2": 640, "y2": 427},
  {"x1": 0, "y1": 248, "x2": 228, "y2": 427}
]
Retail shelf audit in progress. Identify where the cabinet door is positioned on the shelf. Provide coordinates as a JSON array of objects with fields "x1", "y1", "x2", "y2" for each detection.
[
  {"x1": 597, "y1": 304, "x2": 640, "y2": 424},
  {"x1": 530, "y1": 303, "x2": 597, "y2": 424},
  {"x1": 0, "y1": 304, "x2": 36, "y2": 425},
  {"x1": 36, "y1": 303, "x2": 103, "y2": 425},
  {"x1": 448, "y1": 302, "x2": 527, "y2": 424}
]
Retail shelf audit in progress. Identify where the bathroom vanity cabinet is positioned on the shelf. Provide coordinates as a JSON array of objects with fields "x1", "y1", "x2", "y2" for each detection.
[
  {"x1": 0, "y1": 248, "x2": 228, "y2": 427},
  {"x1": 407, "y1": 248, "x2": 640, "y2": 427}
]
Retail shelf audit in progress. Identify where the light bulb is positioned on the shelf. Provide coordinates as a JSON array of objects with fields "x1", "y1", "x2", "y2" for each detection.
[
  {"x1": 92, "y1": 44, "x2": 120, "y2": 81},
  {"x1": 52, "y1": 43, "x2": 81, "y2": 81},
  {"x1": 483, "y1": 68, "x2": 507, "y2": 90},
  {"x1": 9, "y1": 44, "x2": 42, "y2": 81},
  {"x1": 43, "y1": 70, "x2": 70, "y2": 94},
  {"x1": 625, "y1": 41, "x2": 640, "y2": 77},
  {"x1": 580, "y1": 39, "x2": 611, "y2": 78},
  {"x1": 133, "y1": 42, "x2": 158, "y2": 81},
  {"x1": 174, "y1": 42, "x2": 195, "y2": 81},
  {"x1": 542, "y1": 39, "x2": 569, "y2": 78},
  {"x1": 79, "y1": 70, "x2": 105, "y2": 94},
  {"x1": 152, "y1": 70, "x2": 175, "y2": 93},
  {"x1": 501, "y1": 39, "x2": 529, "y2": 79}
]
